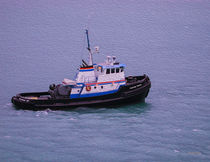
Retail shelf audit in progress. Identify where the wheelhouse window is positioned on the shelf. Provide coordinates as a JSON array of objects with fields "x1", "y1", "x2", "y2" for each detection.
[
  {"x1": 106, "y1": 68, "x2": 110, "y2": 74},
  {"x1": 116, "y1": 68, "x2": 119, "y2": 73},
  {"x1": 111, "y1": 68, "x2": 115, "y2": 73},
  {"x1": 120, "y1": 67, "x2": 124, "y2": 72}
]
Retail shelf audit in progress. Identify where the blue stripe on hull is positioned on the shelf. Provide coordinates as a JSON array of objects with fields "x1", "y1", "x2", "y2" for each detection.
[
  {"x1": 70, "y1": 94, "x2": 80, "y2": 98},
  {"x1": 70, "y1": 89, "x2": 121, "y2": 99}
]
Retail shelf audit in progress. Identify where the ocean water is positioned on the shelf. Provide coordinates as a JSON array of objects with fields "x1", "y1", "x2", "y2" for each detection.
[{"x1": 1, "y1": 0, "x2": 210, "y2": 161}]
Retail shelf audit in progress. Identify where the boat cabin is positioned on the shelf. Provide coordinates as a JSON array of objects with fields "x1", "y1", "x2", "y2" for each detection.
[
  {"x1": 76, "y1": 56, "x2": 125, "y2": 83},
  {"x1": 62, "y1": 30, "x2": 126, "y2": 99},
  {"x1": 65, "y1": 56, "x2": 126, "y2": 99}
]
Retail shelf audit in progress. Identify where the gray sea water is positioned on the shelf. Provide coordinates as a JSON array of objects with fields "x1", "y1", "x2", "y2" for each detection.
[{"x1": 1, "y1": 0, "x2": 210, "y2": 161}]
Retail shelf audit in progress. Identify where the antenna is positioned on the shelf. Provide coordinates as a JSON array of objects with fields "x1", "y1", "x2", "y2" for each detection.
[
  {"x1": 85, "y1": 29, "x2": 90, "y2": 51},
  {"x1": 85, "y1": 29, "x2": 93, "y2": 66}
]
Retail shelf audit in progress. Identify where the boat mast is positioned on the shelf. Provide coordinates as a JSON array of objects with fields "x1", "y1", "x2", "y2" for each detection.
[{"x1": 85, "y1": 29, "x2": 93, "y2": 66}]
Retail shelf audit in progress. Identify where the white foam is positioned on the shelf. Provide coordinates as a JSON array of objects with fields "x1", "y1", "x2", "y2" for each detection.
[{"x1": 193, "y1": 129, "x2": 201, "y2": 132}]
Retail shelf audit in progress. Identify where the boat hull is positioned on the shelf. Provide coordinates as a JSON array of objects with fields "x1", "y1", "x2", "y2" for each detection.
[{"x1": 11, "y1": 75, "x2": 151, "y2": 110}]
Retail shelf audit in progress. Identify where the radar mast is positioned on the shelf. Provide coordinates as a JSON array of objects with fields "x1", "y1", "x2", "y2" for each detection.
[{"x1": 85, "y1": 29, "x2": 93, "y2": 66}]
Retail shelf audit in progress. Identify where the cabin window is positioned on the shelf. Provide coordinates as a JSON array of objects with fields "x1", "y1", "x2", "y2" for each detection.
[
  {"x1": 111, "y1": 68, "x2": 115, "y2": 73},
  {"x1": 94, "y1": 86, "x2": 96, "y2": 89},
  {"x1": 120, "y1": 67, "x2": 124, "y2": 72},
  {"x1": 101, "y1": 86, "x2": 103, "y2": 89},
  {"x1": 106, "y1": 69, "x2": 110, "y2": 74},
  {"x1": 116, "y1": 68, "x2": 119, "y2": 73}
]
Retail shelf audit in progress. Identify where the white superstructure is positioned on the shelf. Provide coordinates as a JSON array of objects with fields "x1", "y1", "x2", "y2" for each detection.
[{"x1": 62, "y1": 30, "x2": 126, "y2": 99}]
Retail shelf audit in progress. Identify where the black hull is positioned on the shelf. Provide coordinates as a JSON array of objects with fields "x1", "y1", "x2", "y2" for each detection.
[{"x1": 11, "y1": 75, "x2": 151, "y2": 110}]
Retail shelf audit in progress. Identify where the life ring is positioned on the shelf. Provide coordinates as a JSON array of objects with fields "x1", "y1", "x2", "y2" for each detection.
[
  {"x1": 97, "y1": 66, "x2": 102, "y2": 71},
  {"x1": 86, "y1": 86, "x2": 91, "y2": 91}
]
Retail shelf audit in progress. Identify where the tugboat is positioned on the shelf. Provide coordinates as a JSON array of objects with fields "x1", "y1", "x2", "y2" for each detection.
[{"x1": 11, "y1": 30, "x2": 151, "y2": 110}]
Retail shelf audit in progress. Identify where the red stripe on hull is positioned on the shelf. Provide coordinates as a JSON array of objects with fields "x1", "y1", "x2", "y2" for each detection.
[{"x1": 86, "y1": 80, "x2": 126, "y2": 86}]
